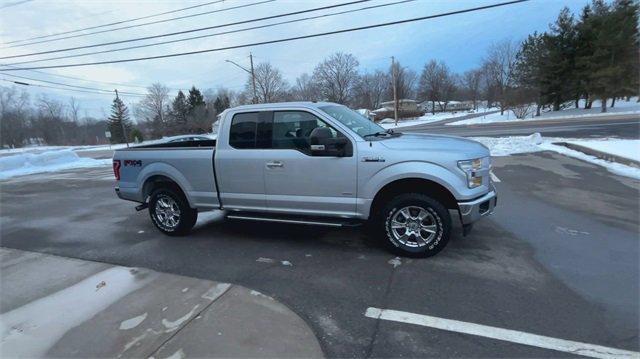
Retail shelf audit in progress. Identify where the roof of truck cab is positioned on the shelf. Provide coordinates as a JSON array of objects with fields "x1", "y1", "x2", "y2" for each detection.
[{"x1": 229, "y1": 101, "x2": 339, "y2": 111}]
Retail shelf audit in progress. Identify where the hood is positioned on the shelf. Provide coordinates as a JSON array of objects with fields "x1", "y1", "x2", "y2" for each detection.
[{"x1": 380, "y1": 133, "x2": 489, "y2": 158}]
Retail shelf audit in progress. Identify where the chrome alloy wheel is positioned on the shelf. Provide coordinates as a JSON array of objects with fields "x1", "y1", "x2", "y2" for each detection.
[
  {"x1": 154, "y1": 195, "x2": 181, "y2": 230},
  {"x1": 390, "y1": 206, "x2": 439, "y2": 247}
]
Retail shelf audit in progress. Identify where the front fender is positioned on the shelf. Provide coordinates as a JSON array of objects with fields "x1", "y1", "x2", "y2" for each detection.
[
  {"x1": 361, "y1": 161, "x2": 466, "y2": 201},
  {"x1": 137, "y1": 162, "x2": 195, "y2": 207}
]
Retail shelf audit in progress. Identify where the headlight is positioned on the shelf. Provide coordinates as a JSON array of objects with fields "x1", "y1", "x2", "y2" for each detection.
[{"x1": 458, "y1": 158, "x2": 485, "y2": 188}]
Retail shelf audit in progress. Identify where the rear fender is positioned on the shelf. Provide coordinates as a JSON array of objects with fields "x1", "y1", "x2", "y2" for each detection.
[{"x1": 137, "y1": 162, "x2": 195, "y2": 207}]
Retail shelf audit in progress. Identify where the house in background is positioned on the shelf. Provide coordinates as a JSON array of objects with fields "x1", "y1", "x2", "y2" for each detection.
[
  {"x1": 419, "y1": 100, "x2": 474, "y2": 113},
  {"x1": 372, "y1": 99, "x2": 422, "y2": 121}
]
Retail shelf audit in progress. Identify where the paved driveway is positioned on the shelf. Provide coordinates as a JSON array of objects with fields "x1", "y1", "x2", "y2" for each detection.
[{"x1": 1, "y1": 152, "x2": 638, "y2": 357}]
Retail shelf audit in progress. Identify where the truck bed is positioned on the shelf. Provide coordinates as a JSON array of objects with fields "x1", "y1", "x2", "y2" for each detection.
[{"x1": 113, "y1": 140, "x2": 219, "y2": 209}]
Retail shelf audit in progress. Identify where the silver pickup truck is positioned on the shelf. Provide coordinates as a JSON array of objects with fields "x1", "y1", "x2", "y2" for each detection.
[{"x1": 113, "y1": 102, "x2": 497, "y2": 257}]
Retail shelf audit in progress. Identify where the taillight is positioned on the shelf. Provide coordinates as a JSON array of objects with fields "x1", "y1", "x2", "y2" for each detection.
[{"x1": 112, "y1": 160, "x2": 121, "y2": 180}]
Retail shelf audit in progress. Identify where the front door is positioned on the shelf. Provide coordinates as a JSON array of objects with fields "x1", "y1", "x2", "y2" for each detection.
[{"x1": 263, "y1": 110, "x2": 358, "y2": 217}]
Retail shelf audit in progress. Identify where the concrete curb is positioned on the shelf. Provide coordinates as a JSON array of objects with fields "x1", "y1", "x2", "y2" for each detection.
[
  {"x1": 0, "y1": 248, "x2": 324, "y2": 358},
  {"x1": 553, "y1": 142, "x2": 640, "y2": 168}
]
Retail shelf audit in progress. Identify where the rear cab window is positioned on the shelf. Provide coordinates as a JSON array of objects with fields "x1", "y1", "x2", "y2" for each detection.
[{"x1": 228, "y1": 112, "x2": 271, "y2": 149}]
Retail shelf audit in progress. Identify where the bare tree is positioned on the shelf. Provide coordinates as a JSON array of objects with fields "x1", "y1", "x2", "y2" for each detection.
[
  {"x1": 354, "y1": 70, "x2": 388, "y2": 109},
  {"x1": 68, "y1": 97, "x2": 80, "y2": 123},
  {"x1": 387, "y1": 61, "x2": 417, "y2": 101},
  {"x1": 0, "y1": 86, "x2": 30, "y2": 148},
  {"x1": 36, "y1": 96, "x2": 66, "y2": 145},
  {"x1": 136, "y1": 83, "x2": 170, "y2": 138},
  {"x1": 248, "y1": 62, "x2": 288, "y2": 103},
  {"x1": 312, "y1": 52, "x2": 359, "y2": 105},
  {"x1": 482, "y1": 40, "x2": 517, "y2": 115},
  {"x1": 418, "y1": 60, "x2": 457, "y2": 113},
  {"x1": 291, "y1": 73, "x2": 320, "y2": 101},
  {"x1": 461, "y1": 69, "x2": 482, "y2": 110}
]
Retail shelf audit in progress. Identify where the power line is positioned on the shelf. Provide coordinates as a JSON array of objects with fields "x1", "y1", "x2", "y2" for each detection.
[
  {"x1": 0, "y1": 0, "x2": 371, "y2": 60},
  {"x1": 0, "y1": 64, "x2": 185, "y2": 91},
  {"x1": 0, "y1": 0, "x2": 530, "y2": 72},
  {"x1": 3, "y1": 0, "x2": 227, "y2": 45},
  {"x1": 5, "y1": 0, "x2": 275, "y2": 49},
  {"x1": 1, "y1": 73, "x2": 146, "y2": 95},
  {"x1": 0, "y1": 78, "x2": 143, "y2": 97},
  {"x1": 6, "y1": 0, "x2": 416, "y2": 66}
]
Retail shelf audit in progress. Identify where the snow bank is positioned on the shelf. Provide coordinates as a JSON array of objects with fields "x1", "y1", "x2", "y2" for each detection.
[
  {"x1": 380, "y1": 111, "x2": 477, "y2": 129},
  {"x1": 564, "y1": 139, "x2": 640, "y2": 162},
  {"x1": 448, "y1": 97, "x2": 640, "y2": 126},
  {"x1": 469, "y1": 134, "x2": 640, "y2": 179},
  {"x1": 0, "y1": 149, "x2": 111, "y2": 180}
]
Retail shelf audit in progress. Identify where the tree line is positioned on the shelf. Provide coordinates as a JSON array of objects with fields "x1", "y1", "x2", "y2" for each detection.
[{"x1": 2, "y1": 0, "x2": 637, "y2": 147}]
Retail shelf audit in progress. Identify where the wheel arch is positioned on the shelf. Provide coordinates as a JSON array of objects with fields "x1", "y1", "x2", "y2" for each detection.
[
  {"x1": 370, "y1": 178, "x2": 458, "y2": 220},
  {"x1": 142, "y1": 175, "x2": 191, "y2": 207}
]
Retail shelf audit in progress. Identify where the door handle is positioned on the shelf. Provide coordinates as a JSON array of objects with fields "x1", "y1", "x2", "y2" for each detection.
[{"x1": 266, "y1": 161, "x2": 283, "y2": 168}]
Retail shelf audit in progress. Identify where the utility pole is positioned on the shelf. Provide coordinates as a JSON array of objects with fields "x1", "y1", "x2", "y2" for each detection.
[
  {"x1": 391, "y1": 56, "x2": 399, "y2": 126},
  {"x1": 225, "y1": 53, "x2": 258, "y2": 104},
  {"x1": 249, "y1": 52, "x2": 258, "y2": 104},
  {"x1": 114, "y1": 89, "x2": 129, "y2": 148}
]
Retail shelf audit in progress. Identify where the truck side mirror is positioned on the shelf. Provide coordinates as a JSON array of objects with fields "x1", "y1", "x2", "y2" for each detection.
[{"x1": 309, "y1": 127, "x2": 350, "y2": 157}]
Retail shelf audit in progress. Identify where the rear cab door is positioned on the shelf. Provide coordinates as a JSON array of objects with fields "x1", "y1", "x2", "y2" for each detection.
[{"x1": 214, "y1": 110, "x2": 270, "y2": 211}]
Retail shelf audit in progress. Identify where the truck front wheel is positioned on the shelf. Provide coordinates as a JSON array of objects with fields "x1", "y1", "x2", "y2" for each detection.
[
  {"x1": 148, "y1": 188, "x2": 197, "y2": 236},
  {"x1": 378, "y1": 193, "x2": 451, "y2": 257}
]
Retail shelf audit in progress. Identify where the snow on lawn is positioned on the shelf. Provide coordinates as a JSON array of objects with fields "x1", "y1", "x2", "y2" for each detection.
[
  {"x1": 0, "y1": 149, "x2": 111, "y2": 180},
  {"x1": 448, "y1": 97, "x2": 640, "y2": 126},
  {"x1": 379, "y1": 110, "x2": 481, "y2": 129},
  {"x1": 565, "y1": 139, "x2": 640, "y2": 162},
  {"x1": 470, "y1": 133, "x2": 640, "y2": 180}
]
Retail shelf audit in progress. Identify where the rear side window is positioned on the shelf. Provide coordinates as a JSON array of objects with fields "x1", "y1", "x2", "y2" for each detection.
[{"x1": 229, "y1": 112, "x2": 258, "y2": 149}]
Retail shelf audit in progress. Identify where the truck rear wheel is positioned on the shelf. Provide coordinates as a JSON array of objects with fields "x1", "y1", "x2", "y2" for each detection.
[
  {"x1": 377, "y1": 193, "x2": 451, "y2": 257},
  {"x1": 149, "y1": 188, "x2": 197, "y2": 236}
]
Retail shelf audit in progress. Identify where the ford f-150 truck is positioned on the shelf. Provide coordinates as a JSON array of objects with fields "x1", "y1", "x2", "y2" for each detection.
[{"x1": 113, "y1": 102, "x2": 497, "y2": 257}]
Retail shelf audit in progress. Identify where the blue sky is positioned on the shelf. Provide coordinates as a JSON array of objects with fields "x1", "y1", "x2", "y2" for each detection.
[{"x1": 0, "y1": 0, "x2": 588, "y2": 118}]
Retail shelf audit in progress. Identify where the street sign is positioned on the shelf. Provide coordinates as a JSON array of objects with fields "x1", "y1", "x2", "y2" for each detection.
[{"x1": 105, "y1": 131, "x2": 111, "y2": 138}]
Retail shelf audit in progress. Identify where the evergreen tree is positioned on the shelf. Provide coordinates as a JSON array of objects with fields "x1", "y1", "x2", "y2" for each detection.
[
  {"x1": 170, "y1": 90, "x2": 189, "y2": 132},
  {"x1": 574, "y1": 5, "x2": 596, "y2": 108},
  {"x1": 187, "y1": 86, "x2": 205, "y2": 112},
  {"x1": 213, "y1": 95, "x2": 230, "y2": 114},
  {"x1": 540, "y1": 7, "x2": 578, "y2": 111},
  {"x1": 107, "y1": 96, "x2": 132, "y2": 143},
  {"x1": 609, "y1": 0, "x2": 639, "y2": 105},
  {"x1": 513, "y1": 32, "x2": 546, "y2": 116},
  {"x1": 582, "y1": 0, "x2": 638, "y2": 112}
]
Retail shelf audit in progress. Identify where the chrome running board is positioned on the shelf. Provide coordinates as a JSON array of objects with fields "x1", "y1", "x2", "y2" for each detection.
[{"x1": 226, "y1": 214, "x2": 354, "y2": 227}]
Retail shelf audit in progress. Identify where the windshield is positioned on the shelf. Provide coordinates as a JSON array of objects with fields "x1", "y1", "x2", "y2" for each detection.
[{"x1": 319, "y1": 105, "x2": 386, "y2": 139}]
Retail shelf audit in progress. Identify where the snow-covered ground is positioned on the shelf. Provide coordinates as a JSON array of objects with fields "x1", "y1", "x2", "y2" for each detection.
[
  {"x1": 0, "y1": 149, "x2": 111, "y2": 180},
  {"x1": 0, "y1": 144, "x2": 129, "y2": 155},
  {"x1": 379, "y1": 110, "x2": 490, "y2": 129},
  {"x1": 565, "y1": 139, "x2": 640, "y2": 162},
  {"x1": 448, "y1": 98, "x2": 640, "y2": 126},
  {"x1": 470, "y1": 133, "x2": 640, "y2": 179}
]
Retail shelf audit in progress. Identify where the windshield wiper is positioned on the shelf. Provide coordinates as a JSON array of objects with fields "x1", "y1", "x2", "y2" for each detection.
[
  {"x1": 364, "y1": 128, "x2": 396, "y2": 138},
  {"x1": 364, "y1": 131, "x2": 389, "y2": 138}
]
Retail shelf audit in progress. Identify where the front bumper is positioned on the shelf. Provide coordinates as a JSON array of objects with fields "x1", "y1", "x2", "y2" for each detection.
[{"x1": 457, "y1": 188, "x2": 497, "y2": 225}]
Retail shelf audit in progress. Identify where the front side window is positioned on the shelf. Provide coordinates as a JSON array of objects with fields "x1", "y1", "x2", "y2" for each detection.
[
  {"x1": 271, "y1": 111, "x2": 339, "y2": 154},
  {"x1": 319, "y1": 105, "x2": 385, "y2": 138},
  {"x1": 229, "y1": 112, "x2": 259, "y2": 149}
]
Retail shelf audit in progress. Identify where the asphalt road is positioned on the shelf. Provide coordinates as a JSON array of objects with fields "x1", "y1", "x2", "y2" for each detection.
[
  {"x1": 404, "y1": 113, "x2": 640, "y2": 138},
  {"x1": 1, "y1": 151, "x2": 638, "y2": 357}
]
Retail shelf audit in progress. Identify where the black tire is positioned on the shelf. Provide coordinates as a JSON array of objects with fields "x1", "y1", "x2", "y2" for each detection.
[
  {"x1": 148, "y1": 187, "x2": 197, "y2": 236},
  {"x1": 375, "y1": 193, "x2": 451, "y2": 257}
]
